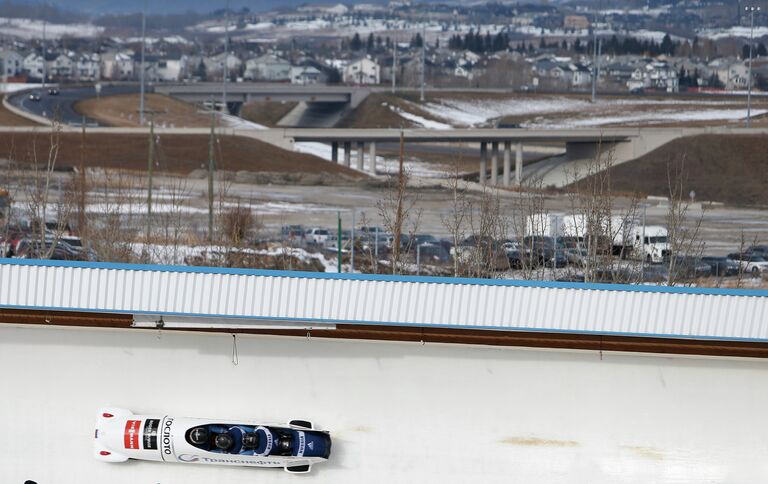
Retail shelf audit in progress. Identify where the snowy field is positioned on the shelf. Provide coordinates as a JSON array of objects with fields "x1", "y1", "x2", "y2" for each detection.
[
  {"x1": 404, "y1": 97, "x2": 767, "y2": 129},
  {"x1": 2, "y1": 325, "x2": 768, "y2": 484},
  {"x1": 0, "y1": 17, "x2": 103, "y2": 39}
]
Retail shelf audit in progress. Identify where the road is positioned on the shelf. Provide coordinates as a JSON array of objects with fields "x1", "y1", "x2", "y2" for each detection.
[
  {"x1": 7, "y1": 85, "x2": 138, "y2": 125},
  {"x1": 2, "y1": 324, "x2": 768, "y2": 484}
]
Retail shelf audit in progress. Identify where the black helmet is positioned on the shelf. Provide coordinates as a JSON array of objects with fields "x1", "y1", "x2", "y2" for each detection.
[
  {"x1": 278, "y1": 436, "x2": 292, "y2": 452},
  {"x1": 215, "y1": 432, "x2": 234, "y2": 450},
  {"x1": 189, "y1": 427, "x2": 209, "y2": 446},
  {"x1": 242, "y1": 432, "x2": 259, "y2": 449}
]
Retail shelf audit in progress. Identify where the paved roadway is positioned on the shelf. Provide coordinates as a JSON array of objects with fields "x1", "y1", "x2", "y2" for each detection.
[
  {"x1": 2, "y1": 324, "x2": 767, "y2": 484},
  {"x1": 7, "y1": 85, "x2": 139, "y2": 125}
]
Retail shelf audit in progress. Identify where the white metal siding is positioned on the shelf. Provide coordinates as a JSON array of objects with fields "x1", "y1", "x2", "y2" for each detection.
[{"x1": 1, "y1": 262, "x2": 767, "y2": 341}]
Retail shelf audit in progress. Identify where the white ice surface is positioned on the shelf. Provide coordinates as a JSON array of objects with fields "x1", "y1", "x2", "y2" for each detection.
[{"x1": 2, "y1": 325, "x2": 768, "y2": 484}]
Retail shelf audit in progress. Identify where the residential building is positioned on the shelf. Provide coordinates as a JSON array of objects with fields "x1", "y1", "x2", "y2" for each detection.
[
  {"x1": 244, "y1": 54, "x2": 290, "y2": 81},
  {"x1": 101, "y1": 51, "x2": 134, "y2": 80},
  {"x1": 343, "y1": 57, "x2": 380, "y2": 84},
  {"x1": 290, "y1": 65, "x2": 322, "y2": 84},
  {"x1": 0, "y1": 49, "x2": 24, "y2": 78}
]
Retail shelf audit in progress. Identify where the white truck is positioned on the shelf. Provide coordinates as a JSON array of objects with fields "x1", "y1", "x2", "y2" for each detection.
[{"x1": 524, "y1": 213, "x2": 669, "y2": 263}]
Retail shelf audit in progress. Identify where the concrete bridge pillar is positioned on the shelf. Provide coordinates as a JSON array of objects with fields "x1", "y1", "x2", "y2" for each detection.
[
  {"x1": 503, "y1": 141, "x2": 511, "y2": 186},
  {"x1": 368, "y1": 142, "x2": 377, "y2": 175},
  {"x1": 331, "y1": 142, "x2": 339, "y2": 163},
  {"x1": 515, "y1": 142, "x2": 523, "y2": 185},
  {"x1": 479, "y1": 141, "x2": 488, "y2": 185},
  {"x1": 491, "y1": 142, "x2": 499, "y2": 185},
  {"x1": 356, "y1": 141, "x2": 365, "y2": 171},
  {"x1": 344, "y1": 141, "x2": 352, "y2": 167}
]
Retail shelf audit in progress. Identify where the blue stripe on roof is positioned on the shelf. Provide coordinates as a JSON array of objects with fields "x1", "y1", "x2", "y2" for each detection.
[{"x1": 2, "y1": 258, "x2": 767, "y2": 297}]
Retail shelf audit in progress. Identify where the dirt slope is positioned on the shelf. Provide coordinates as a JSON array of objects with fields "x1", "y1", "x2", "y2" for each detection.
[
  {"x1": 0, "y1": 131, "x2": 363, "y2": 177},
  {"x1": 576, "y1": 135, "x2": 768, "y2": 206}
]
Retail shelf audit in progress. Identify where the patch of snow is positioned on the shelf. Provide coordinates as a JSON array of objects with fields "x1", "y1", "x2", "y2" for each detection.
[
  {"x1": 294, "y1": 142, "x2": 334, "y2": 160},
  {"x1": 698, "y1": 26, "x2": 768, "y2": 40},
  {"x1": 0, "y1": 82, "x2": 44, "y2": 94},
  {"x1": 390, "y1": 105, "x2": 452, "y2": 129},
  {"x1": 527, "y1": 108, "x2": 768, "y2": 128},
  {"x1": 0, "y1": 17, "x2": 103, "y2": 39},
  {"x1": 221, "y1": 113, "x2": 266, "y2": 130}
]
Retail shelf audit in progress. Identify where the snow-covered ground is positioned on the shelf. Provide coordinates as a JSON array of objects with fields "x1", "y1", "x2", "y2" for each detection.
[
  {"x1": 3, "y1": 325, "x2": 768, "y2": 484},
  {"x1": 698, "y1": 26, "x2": 768, "y2": 40},
  {"x1": 409, "y1": 97, "x2": 766, "y2": 128},
  {"x1": 0, "y1": 82, "x2": 44, "y2": 94},
  {"x1": 0, "y1": 17, "x2": 103, "y2": 39}
]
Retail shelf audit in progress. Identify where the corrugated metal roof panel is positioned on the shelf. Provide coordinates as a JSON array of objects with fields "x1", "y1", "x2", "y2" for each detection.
[{"x1": 1, "y1": 259, "x2": 767, "y2": 341}]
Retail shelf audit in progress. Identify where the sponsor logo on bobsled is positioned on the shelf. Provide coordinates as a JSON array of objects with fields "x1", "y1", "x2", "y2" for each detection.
[
  {"x1": 297, "y1": 431, "x2": 306, "y2": 457},
  {"x1": 124, "y1": 420, "x2": 141, "y2": 449},
  {"x1": 178, "y1": 454, "x2": 282, "y2": 466},
  {"x1": 308, "y1": 441, "x2": 314, "y2": 451},
  {"x1": 161, "y1": 417, "x2": 174, "y2": 458},
  {"x1": 143, "y1": 419, "x2": 159, "y2": 450}
]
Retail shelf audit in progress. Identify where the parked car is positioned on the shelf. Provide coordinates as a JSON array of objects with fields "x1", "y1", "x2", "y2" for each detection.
[
  {"x1": 700, "y1": 256, "x2": 740, "y2": 277},
  {"x1": 727, "y1": 253, "x2": 768, "y2": 277},
  {"x1": 281, "y1": 225, "x2": 305, "y2": 242},
  {"x1": 47, "y1": 87, "x2": 59, "y2": 95},
  {"x1": 414, "y1": 243, "x2": 451, "y2": 263},
  {"x1": 412, "y1": 234, "x2": 439, "y2": 246},
  {"x1": 305, "y1": 228, "x2": 330, "y2": 245},
  {"x1": 452, "y1": 235, "x2": 510, "y2": 271},
  {"x1": 668, "y1": 256, "x2": 712, "y2": 280},
  {"x1": 28, "y1": 92, "x2": 41, "y2": 102},
  {"x1": 746, "y1": 245, "x2": 768, "y2": 258}
]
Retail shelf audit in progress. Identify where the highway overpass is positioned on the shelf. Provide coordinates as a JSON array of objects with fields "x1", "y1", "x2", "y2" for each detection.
[{"x1": 2, "y1": 260, "x2": 768, "y2": 483}]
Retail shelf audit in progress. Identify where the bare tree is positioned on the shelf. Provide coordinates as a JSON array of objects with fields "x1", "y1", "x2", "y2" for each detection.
[
  {"x1": 378, "y1": 131, "x2": 420, "y2": 274},
  {"x1": 665, "y1": 157, "x2": 705, "y2": 286},
  {"x1": 440, "y1": 156, "x2": 470, "y2": 276}
]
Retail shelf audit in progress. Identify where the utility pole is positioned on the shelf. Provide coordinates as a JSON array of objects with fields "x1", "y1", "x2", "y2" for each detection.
[
  {"x1": 746, "y1": 6, "x2": 760, "y2": 128},
  {"x1": 78, "y1": 120, "x2": 86, "y2": 239},
  {"x1": 208, "y1": 103, "x2": 216, "y2": 243},
  {"x1": 139, "y1": 0, "x2": 147, "y2": 125},
  {"x1": 42, "y1": 20, "x2": 47, "y2": 89},
  {"x1": 222, "y1": 0, "x2": 230, "y2": 115},
  {"x1": 591, "y1": 31, "x2": 598, "y2": 103},
  {"x1": 145, "y1": 116, "x2": 154, "y2": 249},
  {"x1": 420, "y1": 26, "x2": 426, "y2": 102},
  {"x1": 391, "y1": 38, "x2": 397, "y2": 94}
]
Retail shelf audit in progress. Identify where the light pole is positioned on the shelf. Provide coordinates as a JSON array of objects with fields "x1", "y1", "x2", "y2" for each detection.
[
  {"x1": 222, "y1": 0, "x2": 230, "y2": 115},
  {"x1": 139, "y1": 0, "x2": 147, "y2": 125},
  {"x1": 745, "y1": 6, "x2": 760, "y2": 128}
]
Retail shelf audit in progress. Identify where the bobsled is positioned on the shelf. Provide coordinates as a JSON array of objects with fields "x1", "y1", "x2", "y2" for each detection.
[{"x1": 94, "y1": 408, "x2": 331, "y2": 473}]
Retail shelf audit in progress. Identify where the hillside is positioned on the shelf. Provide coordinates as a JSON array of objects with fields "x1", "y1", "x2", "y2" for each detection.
[
  {"x1": 0, "y1": 132, "x2": 363, "y2": 178},
  {"x1": 576, "y1": 135, "x2": 768, "y2": 207}
]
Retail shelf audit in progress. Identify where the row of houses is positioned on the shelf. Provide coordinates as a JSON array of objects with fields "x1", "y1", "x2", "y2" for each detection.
[{"x1": 0, "y1": 47, "x2": 382, "y2": 85}]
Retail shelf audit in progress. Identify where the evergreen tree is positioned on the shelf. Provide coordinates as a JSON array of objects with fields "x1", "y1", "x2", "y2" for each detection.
[
  {"x1": 660, "y1": 34, "x2": 673, "y2": 55},
  {"x1": 366, "y1": 33, "x2": 374, "y2": 52},
  {"x1": 350, "y1": 33, "x2": 362, "y2": 51},
  {"x1": 410, "y1": 32, "x2": 423, "y2": 48},
  {"x1": 758, "y1": 43, "x2": 767, "y2": 57}
]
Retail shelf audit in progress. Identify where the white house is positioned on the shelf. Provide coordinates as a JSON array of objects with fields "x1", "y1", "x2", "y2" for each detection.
[
  {"x1": 0, "y1": 49, "x2": 24, "y2": 78},
  {"x1": 76, "y1": 53, "x2": 100, "y2": 80},
  {"x1": 203, "y1": 52, "x2": 242, "y2": 79},
  {"x1": 290, "y1": 65, "x2": 322, "y2": 85},
  {"x1": 49, "y1": 53, "x2": 74, "y2": 79},
  {"x1": 100, "y1": 51, "x2": 134, "y2": 80},
  {"x1": 149, "y1": 55, "x2": 185, "y2": 82},
  {"x1": 244, "y1": 54, "x2": 290, "y2": 81},
  {"x1": 23, "y1": 53, "x2": 45, "y2": 79},
  {"x1": 343, "y1": 57, "x2": 380, "y2": 85}
]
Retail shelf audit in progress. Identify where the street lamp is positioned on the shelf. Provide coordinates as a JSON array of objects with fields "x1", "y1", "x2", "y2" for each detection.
[{"x1": 745, "y1": 5, "x2": 761, "y2": 128}]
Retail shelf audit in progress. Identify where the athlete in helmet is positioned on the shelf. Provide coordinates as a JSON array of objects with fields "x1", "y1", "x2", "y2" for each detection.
[
  {"x1": 189, "y1": 426, "x2": 209, "y2": 448},
  {"x1": 214, "y1": 432, "x2": 234, "y2": 451}
]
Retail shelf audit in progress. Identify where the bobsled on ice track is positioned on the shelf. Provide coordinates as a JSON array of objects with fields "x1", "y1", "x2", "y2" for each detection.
[{"x1": 94, "y1": 408, "x2": 331, "y2": 473}]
